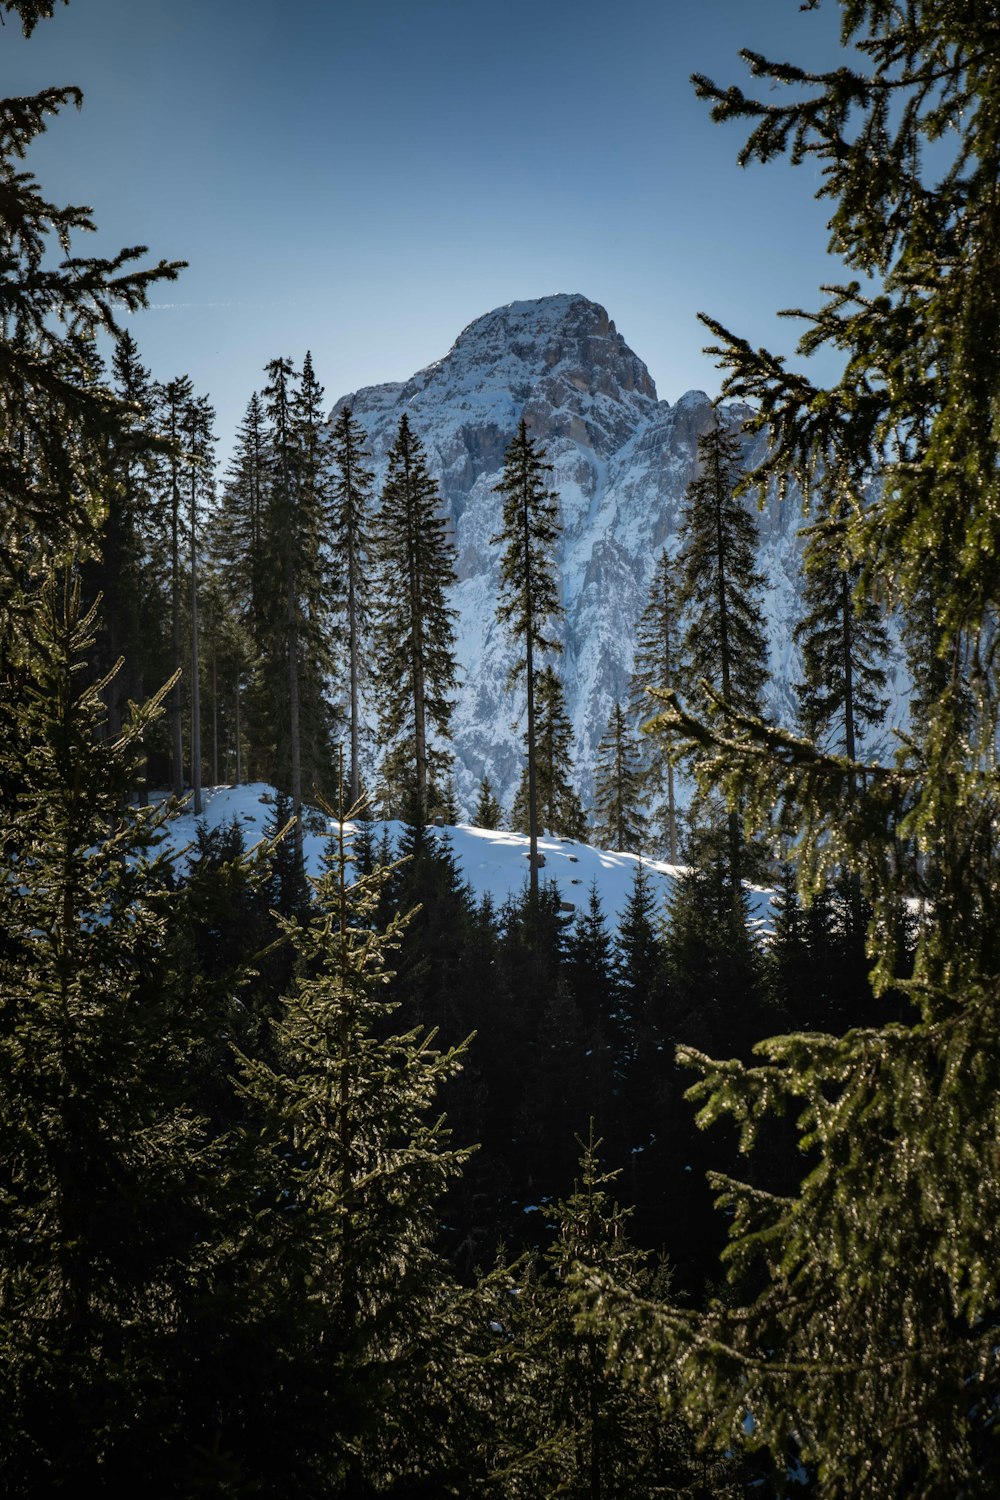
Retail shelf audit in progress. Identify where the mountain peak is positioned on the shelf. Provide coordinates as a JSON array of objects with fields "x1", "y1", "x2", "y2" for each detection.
[
  {"x1": 326, "y1": 297, "x2": 848, "y2": 819},
  {"x1": 442, "y1": 293, "x2": 658, "y2": 408}
]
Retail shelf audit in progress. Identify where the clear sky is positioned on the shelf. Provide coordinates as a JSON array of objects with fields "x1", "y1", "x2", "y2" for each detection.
[{"x1": 3, "y1": 0, "x2": 852, "y2": 462}]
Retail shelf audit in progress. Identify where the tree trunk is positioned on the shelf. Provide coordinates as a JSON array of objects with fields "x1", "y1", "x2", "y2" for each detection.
[
  {"x1": 210, "y1": 608, "x2": 218, "y2": 787},
  {"x1": 348, "y1": 533, "x2": 361, "y2": 807},
  {"x1": 287, "y1": 556, "x2": 302, "y2": 861},
  {"x1": 712, "y1": 433, "x2": 741, "y2": 906},
  {"x1": 189, "y1": 469, "x2": 202, "y2": 816},
  {"x1": 405, "y1": 448, "x2": 428, "y2": 824},
  {"x1": 523, "y1": 489, "x2": 539, "y2": 906},
  {"x1": 234, "y1": 667, "x2": 242, "y2": 785},
  {"x1": 170, "y1": 474, "x2": 183, "y2": 798},
  {"x1": 667, "y1": 757, "x2": 677, "y2": 863}
]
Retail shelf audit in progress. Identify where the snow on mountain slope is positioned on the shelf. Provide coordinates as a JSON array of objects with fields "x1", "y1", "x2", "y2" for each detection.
[
  {"x1": 162, "y1": 783, "x2": 776, "y2": 936},
  {"x1": 329, "y1": 293, "x2": 904, "y2": 817}
]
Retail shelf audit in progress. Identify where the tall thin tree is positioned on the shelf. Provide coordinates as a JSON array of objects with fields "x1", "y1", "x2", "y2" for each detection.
[
  {"x1": 329, "y1": 405, "x2": 374, "y2": 806},
  {"x1": 629, "y1": 549, "x2": 682, "y2": 860},
  {"x1": 373, "y1": 414, "x2": 457, "y2": 824},
  {"x1": 493, "y1": 419, "x2": 563, "y2": 902},
  {"x1": 677, "y1": 418, "x2": 766, "y2": 900},
  {"x1": 593, "y1": 701, "x2": 647, "y2": 853}
]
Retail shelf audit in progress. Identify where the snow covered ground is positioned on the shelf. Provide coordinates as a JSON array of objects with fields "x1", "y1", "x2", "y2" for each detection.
[{"x1": 159, "y1": 782, "x2": 777, "y2": 936}]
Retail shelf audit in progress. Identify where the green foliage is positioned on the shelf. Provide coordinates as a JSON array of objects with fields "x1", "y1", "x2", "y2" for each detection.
[
  {"x1": 493, "y1": 419, "x2": 564, "y2": 898},
  {"x1": 510, "y1": 1128, "x2": 734, "y2": 1499},
  {"x1": 474, "y1": 772, "x2": 503, "y2": 829},
  {"x1": 794, "y1": 506, "x2": 889, "y2": 757},
  {"x1": 677, "y1": 419, "x2": 767, "y2": 721},
  {"x1": 630, "y1": 548, "x2": 683, "y2": 860},
  {"x1": 328, "y1": 405, "x2": 374, "y2": 804},
  {"x1": 492, "y1": 419, "x2": 563, "y2": 674},
  {"x1": 373, "y1": 413, "x2": 458, "y2": 823},
  {"x1": 0, "y1": 80, "x2": 182, "y2": 597},
  {"x1": 257, "y1": 353, "x2": 338, "y2": 814},
  {"x1": 234, "y1": 784, "x2": 491, "y2": 1493},
  {"x1": 593, "y1": 701, "x2": 648, "y2": 853},
  {"x1": 0, "y1": 575, "x2": 221, "y2": 1489},
  {"x1": 1, "y1": 0, "x2": 67, "y2": 34},
  {"x1": 591, "y1": 3, "x2": 1000, "y2": 1493},
  {"x1": 511, "y1": 664, "x2": 586, "y2": 840}
]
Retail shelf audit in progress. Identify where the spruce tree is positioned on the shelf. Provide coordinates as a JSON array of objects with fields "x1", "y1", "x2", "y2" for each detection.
[
  {"x1": 585, "y1": 4, "x2": 1000, "y2": 1490},
  {"x1": 493, "y1": 419, "x2": 563, "y2": 901},
  {"x1": 328, "y1": 405, "x2": 374, "y2": 806},
  {"x1": 511, "y1": 663, "x2": 586, "y2": 840},
  {"x1": 258, "y1": 355, "x2": 335, "y2": 840},
  {"x1": 614, "y1": 860, "x2": 667, "y2": 1146},
  {"x1": 208, "y1": 390, "x2": 269, "y2": 782},
  {"x1": 629, "y1": 548, "x2": 683, "y2": 860},
  {"x1": 474, "y1": 773, "x2": 503, "y2": 830},
  {"x1": 0, "y1": 575, "x2": 220, "y2": 1489},
  {"x1": 85, "y1": 331, "x2": 161, "y2": 743},
  {"x1": 677, "y1": 420, "x2": 765, "y2": 721},
  {"x1": 372, "y1": 413, "x2": 458, "y2": 823},
  {"x1": 676, "y1": 417, "x2": 766, "y2": 902},
  {"x1": 153, "y1": 374, "x2": 194, "y2": 798},
  {"x1": 212, "y1": 391, "x2": 268, "y2": 640},
  {"x1": 516, "y1": 1128, "x2": 722, "y2": 1499},
  {"x1": 0, "y1": 72, "x2": 181, "y2": 601},
  {"x1": 234, "y1": 780, "x2": 482, "y2": 1492},
  {"x1": 593, "y1": 701, "x2": 647, "y2": 853},
  {"x1": 181, "y1": 391, "x2": 214, "y2": 810},
  {"x1": 794, "y1": 507, "x2": 889, "y2": 760}
]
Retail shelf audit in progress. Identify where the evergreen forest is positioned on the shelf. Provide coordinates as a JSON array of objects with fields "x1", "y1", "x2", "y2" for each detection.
[{"x1": 2, "y1": 1, "x2": 999, "y2": 1494}]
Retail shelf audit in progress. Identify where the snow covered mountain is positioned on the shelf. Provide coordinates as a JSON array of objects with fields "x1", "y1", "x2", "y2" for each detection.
[{"x1": 329, "y1": 293, "x2": 901, "y2": 817}]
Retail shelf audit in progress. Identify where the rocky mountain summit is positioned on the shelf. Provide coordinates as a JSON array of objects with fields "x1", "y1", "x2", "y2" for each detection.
[{"x1": 330, "y1": 293, "x2": 893, "y2": 817}]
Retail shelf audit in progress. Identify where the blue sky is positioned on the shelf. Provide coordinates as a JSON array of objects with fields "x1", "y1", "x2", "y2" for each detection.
[{"x1": 4, "y1": 0, "x2": 851, "y2": 460}]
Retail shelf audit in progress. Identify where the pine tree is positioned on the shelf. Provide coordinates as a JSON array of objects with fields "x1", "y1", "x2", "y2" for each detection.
[
  {"x1": 0, "y1": 575, "x2": 220, "y2": 1489},
  {"x1": 153, "y1": 374, "x2": 194, "y2": 799},
  {"x1": 181, "y1": 391, "x2": 214, "y2": 811},
  {"x1": 213, "y1": 390, "x2": 268, "y2": 642},
  {"x1": 677, "y1": 419, "x2": 766, "y2": 721},
  {"x1": 372, "y1": 413, "x2": 458, "y2": 823},
  {"x1": 85, "y1": 331, "x2": 161, "y2": 744},
  {"x1": 208, "y1": 390, "x2": 269, "y2": 783},
  {"x1": 584, "y1": 4, "x2": 1000, "y2": 1490},
  {"x1": 2, "y1": 2, "x2": 68, "y2": 33},
  {"x1": 474, "y1": 773, "x2": 503, "y2": 830},
  {"x1": 614, "y1": 860, "x2": 667, "y2": 1150},
  {"x1": 0, "y1": 72, "x2": 182, "y2": 602},
  {"x1": 629, "y1": 548, "x2": 683, "y2": 860},
  {"x1": 511, "y1": 663, "x2": 586, "y2": 840},
  {"x1": 493, "y1": 419, "x2": 563, "y2": 901},
  {"x1": 676, "y1": 417, "x2": 766, "y2": 902},
  {"x1": 517, "y1": 1127, "x2": 723, "y2": 1499},
  {"x1": 794, "y1": 507, "x2": 889, "y2": 760},
  {"x1": 234, "y1": 778, "x2": 483, "y2": 1492},
  {"x1": 328, "y1": 405, "x2": 374, "y2": 806},
  {"x1": 258, "y1": 355, "x2": 336, "y2": 842},
  {"x1": 593, "y1": 701, "x2": 647, "y2": 853}
]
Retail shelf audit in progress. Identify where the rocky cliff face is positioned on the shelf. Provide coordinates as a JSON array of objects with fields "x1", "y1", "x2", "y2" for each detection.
[{"x1": 330, "y1": 293, "x2": 901, "y2": 817}]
